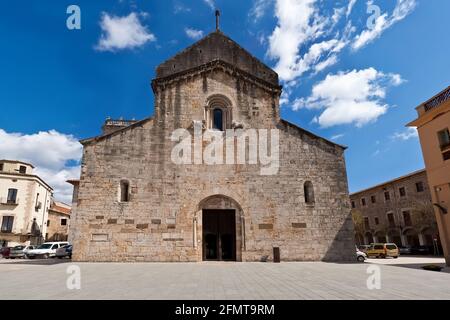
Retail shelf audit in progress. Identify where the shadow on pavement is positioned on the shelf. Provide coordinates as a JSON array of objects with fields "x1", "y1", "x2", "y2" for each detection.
[{"x1": 0, "y1": 258, "x2": 71, "y2": 266}]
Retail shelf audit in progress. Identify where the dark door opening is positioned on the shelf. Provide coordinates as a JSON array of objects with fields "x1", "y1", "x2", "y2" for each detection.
[{"x1": 202, "y1": 209, "x2": 236, "y2": 261}]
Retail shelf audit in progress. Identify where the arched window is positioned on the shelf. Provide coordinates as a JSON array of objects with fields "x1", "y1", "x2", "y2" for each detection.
[
  {"x1": 304, "y1": 181, "x2": 315, "y2": 204},
  {"x1": 205, "y1": 94, "x2": 232, "y2": 130},
  {"x1": 120, "y1": 180, "x2": 130, "y2": 202},
  {"x1": 213, "y1": 108, "x2": 223, "y2": 131}
]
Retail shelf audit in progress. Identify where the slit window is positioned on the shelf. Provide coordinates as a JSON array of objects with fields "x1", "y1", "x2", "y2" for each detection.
[
  {"x1": 120, "y1": 180, "x2": 130, "y2": 202},
  {"x1": 304, "y1": 181, "x2": 315, "y2": 204}
]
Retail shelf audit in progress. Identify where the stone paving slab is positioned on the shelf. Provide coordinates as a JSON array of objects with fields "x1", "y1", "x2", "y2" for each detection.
[{"x1": 0, "y1": 258, "x2": 449, "y2": 300}]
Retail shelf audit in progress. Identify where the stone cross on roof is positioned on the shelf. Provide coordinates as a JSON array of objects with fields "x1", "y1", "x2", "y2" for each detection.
[{"x1": 215, "y1": 10, "x2": 220, "y2": 31}]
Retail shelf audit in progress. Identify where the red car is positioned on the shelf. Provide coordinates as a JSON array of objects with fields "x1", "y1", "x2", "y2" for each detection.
[{"x1": 0, "y1": 247, "x2": 11, "y2": 259}]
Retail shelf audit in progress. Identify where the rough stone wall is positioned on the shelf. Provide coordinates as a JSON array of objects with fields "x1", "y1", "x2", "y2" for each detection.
[{"x1": 70, "y1": 68, "x2": 354, "y2": 262}]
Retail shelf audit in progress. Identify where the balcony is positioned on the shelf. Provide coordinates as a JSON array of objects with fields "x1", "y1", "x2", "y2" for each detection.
[{"x1": 0, "y1": 197, "x2": 19, "y2": 205}]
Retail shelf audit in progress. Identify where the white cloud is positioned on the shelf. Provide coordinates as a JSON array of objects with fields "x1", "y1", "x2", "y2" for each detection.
[
  {"x1": 185, "y1": 28, "x2": 204, "y2": 40},
  {"x1": 96, "y1": 12, "x2": 156, "y2": 51},
  {"x1": 352, "y1": 0, "x2": 416, "y2": 50},
  {"x1": 346, "y1": 0, "x2": 357, "y2": 17},
  {"x1": 0, "y1": 129, "x2": 82, "y2": 203},
  {"x1": 293, "y1": 68, "x2": 403, "y2": 127},
  {"x1": 267, "y1": 0, "x2": 352, "y2": 82},
  {"x1": 174, "y1": 2, "x2": 191, "y2": 14},
  {"x1": 265, "y1": 0, "x2": 414, "y2": 87},
  {"x1": 391, "y1": 127, "x2": 418, "y2": 141},
  {"x1": 250, "y1": 0, "x2": 273, "y2": 22},
  {"x1": 203, "y1": 0, "x2": 215, "y2": 10}
]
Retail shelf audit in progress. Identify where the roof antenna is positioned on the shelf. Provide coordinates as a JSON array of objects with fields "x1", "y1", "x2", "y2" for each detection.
[{"x1": 215, "y1": 9, "x2": 220, "y2": 31}]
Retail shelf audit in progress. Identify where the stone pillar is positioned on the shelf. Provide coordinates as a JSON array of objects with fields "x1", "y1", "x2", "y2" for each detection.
[
  {"x1": 418, "y1": 233, "x2": 425, "y2": 246},
  {"x1": 401, "y1": 234, "x2": 407, "y2": 246}
]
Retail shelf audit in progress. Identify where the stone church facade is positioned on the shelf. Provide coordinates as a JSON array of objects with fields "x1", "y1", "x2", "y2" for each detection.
[{"x1": 70, "y1": 30, "x2": 355, "y2": 262}]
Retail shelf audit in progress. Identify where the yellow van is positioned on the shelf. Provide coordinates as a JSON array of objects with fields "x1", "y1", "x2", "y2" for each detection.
[{"x1": 366, "y1": 243, "x2": 399, "y2": 258}]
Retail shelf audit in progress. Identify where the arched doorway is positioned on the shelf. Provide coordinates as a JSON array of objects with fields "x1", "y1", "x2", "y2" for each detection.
[
  {"x1": 403, "y1": 228, "x2": 420, "y2": 246},
  {"x1": 198, "y1": 195, "x2": 243, "y2": 261},
  {"x1": 420, "y1": 227, "x2": 434, "y2": 246},
  {"x1": 388, "y1": 229, "x2": 402, "y2": 247},
  {"x1": 375, "y1": 231, "x2": 387, "y2": 243},
  {"x1": 365, "y1": 232, "x2": 374, "y2": 244}
]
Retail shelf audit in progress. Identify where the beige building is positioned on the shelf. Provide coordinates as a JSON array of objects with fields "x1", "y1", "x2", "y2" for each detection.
[
  {"x1": 69, "y1": 30, "x2": 355, "y2": 262},
  {"x1": 350, "y1": 169, "x2": 439, "y2": 249},
  {"x1": 46, "y1": 200, "x2": 71, "y2": 242},
  {"x1": 0, "y1": 160, "x2": 53, "y2": 247},
  {"x1": 408, "y1": 86, "x2": 450, "y2": 265}
]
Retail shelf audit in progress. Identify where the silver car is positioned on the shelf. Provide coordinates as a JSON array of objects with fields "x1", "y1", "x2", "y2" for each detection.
[{"x1": 9, "y1": 245, "x2": 35, "y2": 259}]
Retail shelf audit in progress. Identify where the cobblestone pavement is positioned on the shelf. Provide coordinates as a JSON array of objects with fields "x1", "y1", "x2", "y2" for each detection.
[{"x1": 0, "y1": 258, "x2": 449, "y2": 300}]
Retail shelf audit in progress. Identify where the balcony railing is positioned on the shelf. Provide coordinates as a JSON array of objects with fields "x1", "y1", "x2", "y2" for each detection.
[
  {"x1": 0, "y1": 197, "x2": 19, "y2": 205},
  {"x1": 424, "y1": 86, "x2": 450, "y2": 112}
]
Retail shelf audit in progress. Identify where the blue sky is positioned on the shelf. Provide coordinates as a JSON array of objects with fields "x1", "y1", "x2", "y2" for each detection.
[{"x1": 0, "y1": 0, "x2": 449, "y2": 202}]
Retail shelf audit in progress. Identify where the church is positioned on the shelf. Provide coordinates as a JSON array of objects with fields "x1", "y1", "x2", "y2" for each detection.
[{"x1": 69, "y1": 22, "x2": 355, "y2": 262}]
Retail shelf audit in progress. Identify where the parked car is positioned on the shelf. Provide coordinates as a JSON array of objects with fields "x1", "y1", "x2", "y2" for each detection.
[
  {"x1": 409, "y1": 245, "x2": 432, "y2": 255},
  {"x1": 356, "y1": 249, "x2": 367, "y2": 262},
  {"x1": 56, "y1": 244, "x2": 72, "y2": 259},
  {"x1": 9, "y1": 245, "x2": 35, "y2": 259},
  {"x1": 0, "y1": 247, "x2": 11, "y2": 259},
  {"x1": 398, "y1": 246, "x2": 412, "y2": 255},
  {"x1": 358, "y1": 245, "x2": 371, "y2": 254},
  {"x1": 26, "y1": 242, "x2": 69, "y2": 259},
  {"x1": 399, "y1": 245, "x2": 432, "y2": 255},
  {"x1": 366, "y1": 243, "x2": 399, "y2": 258}
]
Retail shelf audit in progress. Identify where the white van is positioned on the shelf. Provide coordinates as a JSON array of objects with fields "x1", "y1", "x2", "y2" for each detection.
[{"x1": 26, "y1": 242, "x2": 69, "y2": 259}]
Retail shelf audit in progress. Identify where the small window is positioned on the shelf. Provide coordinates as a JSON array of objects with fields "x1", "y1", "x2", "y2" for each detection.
[
  {"x1": 361, "y1": 198, "x2": 366, "y2": 206},
  {"x1": 384, "y1": 191, "x2": 390, "y2": 201},
  {"x1": 351, "y1": 201, "x2": 355, "y2": 208},
  {"x1": 0, "y1": 163, "x2": 3, "y2": 171},
  {"x1": 213, "y1": 108, "x2": 223, "y2": 131},
  {"x1": 304, "y1": 181, "x2": 315, "y2": 204},
  {"x1": 443, "y1": 150, "x2": 450, "y2": 161},
  {"x1": 7, "y1": 189, "x2": 18, "y2": 204},
  {"x1": 374, "y1": 217, "x2": 379, "y2": 225},
  {"x1": 51, "y1": 244, "x2": 58, "y2": 249},
  {"x1": 1, "y1": 216, "x2": 14, "y2": 233},
  {"x1": 19, "y1": 166, "x2": 27, "y2": 174},
  {"x1": 47, "y1": 220, "x2": 50, "y2": 227},
  {"x1": 403, "y1": 211, "x2": 412, "y2": 227},
  {"x1": 364, "y1": 217, "x2": 370, "y2": 230},
  {"x1": 399, "y1": 187, "x2": 406, "y2": 197},
  {"x1": 437, "y1": 128, "x2": 450, "y2": 150},
  {"x1": 371, "y1": 195, "x2": 376, "y2": 204},
  {"x1": 387, "y1": 213, "x2": 395, "y2": 227},
  {"x1": 61, "y1": 219, "x2": 67, "y2": 226},
  {"x1": 120, "y1": 180, "x2": 130, "y2": 202},
  {"x1": 416, "y1": 182, "x2": 424, "y2": 192}
]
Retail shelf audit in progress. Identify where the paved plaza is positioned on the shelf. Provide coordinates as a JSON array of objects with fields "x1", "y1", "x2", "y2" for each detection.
[{"x1": 0, "y1": 257, "x2": 449, "y2": 300}]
